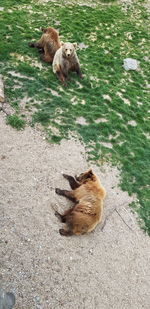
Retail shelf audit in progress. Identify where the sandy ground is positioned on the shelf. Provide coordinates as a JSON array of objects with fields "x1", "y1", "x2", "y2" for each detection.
[{"x1": 0, "y1": 112, "x2": 150, "y2": 309}]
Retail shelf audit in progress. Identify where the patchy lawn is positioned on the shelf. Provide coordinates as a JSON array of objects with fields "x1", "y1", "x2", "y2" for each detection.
[{"x1": 0, "y1": 0, "x2": 150, "y2": 234}]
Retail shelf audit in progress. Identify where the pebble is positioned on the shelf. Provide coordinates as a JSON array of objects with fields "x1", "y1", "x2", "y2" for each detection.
[{"x1": 123, "y1": 58, "x2": 139, "y2": 70}]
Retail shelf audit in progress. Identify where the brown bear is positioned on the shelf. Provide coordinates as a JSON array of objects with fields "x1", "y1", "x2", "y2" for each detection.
[
  {"x1": 52, "y1": 42, "x2": 82, "y2": 85},
  {"x1": 55, "y1": 169, "x2": 106, "y2": 236},
  {"x1": 29, "y1": 27, "x2": 61, "y2": 63}
]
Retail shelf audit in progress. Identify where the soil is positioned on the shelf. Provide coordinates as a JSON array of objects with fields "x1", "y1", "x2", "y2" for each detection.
[
  {"x1": 0, "y1": 112, "x2": 150, "y2": 309},
  {"x1": 1, "y1": 1, "x2": 150, "y2": 307}
]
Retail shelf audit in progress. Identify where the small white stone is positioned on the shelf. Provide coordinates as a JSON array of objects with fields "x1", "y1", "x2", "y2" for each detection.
[
  {"x1": 127, "y1": 120, "x2": 137, "y2": 127},
  {"x1": 75, "y1": 117, "x2": 88, "y2": 125},
  {"x1": 123, "y1": 58, "x2": 139, "y2": 71},
  {"x1": 78, "y1": 42, "x2": 88, "y2": 50},
  {"x1": 103, "y1": 94, "x2": 111, "y2": 101},
  {"x1": 89, "y1": 249, "x2": 93, "y2": 255}
]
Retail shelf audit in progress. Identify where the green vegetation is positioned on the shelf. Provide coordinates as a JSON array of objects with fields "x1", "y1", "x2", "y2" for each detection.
[
  {"x1": 0, "y1": 0, "x2": 150, "y2": 234},
  {"x1": 6, "y1": 114, "x2": 26, "y2": 130}
]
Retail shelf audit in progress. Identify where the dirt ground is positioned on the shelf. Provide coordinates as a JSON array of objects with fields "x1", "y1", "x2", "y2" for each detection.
[{"x1": 0, "y1": 111, "x2": 150, "y2": 309}]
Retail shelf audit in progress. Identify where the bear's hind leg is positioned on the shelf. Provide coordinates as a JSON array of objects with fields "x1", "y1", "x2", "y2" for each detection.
[
  {"x1": 41, "y1": 54, "x2": 53, "y2": 63},
  {"x1": 55, "y1": 206, "x2": 74, "y2": 222},
  {"x1": 55, "y1": 211, "x2": 66, "y2": 222},
  {"x1": 59, "y1": 228, "x2": 73, "y2": 236},
  {"x1": 29, "y1": 41, "x2": 43, "y2": 49},
  {"x1": 28, "y1": 42, "x2": 37, "y2": 48}
]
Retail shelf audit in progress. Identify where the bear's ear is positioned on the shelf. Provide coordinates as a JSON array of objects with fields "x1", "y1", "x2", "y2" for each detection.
[
  {"x1": 87, "y1": 169, "x2": 93, "y2": 176},
  {"x1": 61, "y1": 42, "x2": 64, "y2": 46},
  {"x1": 73, "y1": 42, "x2": 77, "y2": 49}
]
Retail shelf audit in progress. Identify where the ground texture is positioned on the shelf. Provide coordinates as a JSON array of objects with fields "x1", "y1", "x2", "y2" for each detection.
[
  {"x1": 0, "y1": 0, "x2": 150, "y2": 233},
  {"x1": 0, "y1": 112, "x2": 150, "y2": 309},
  {"x1": 0, "y1": 0, "x2": 150, "y2": 308}
]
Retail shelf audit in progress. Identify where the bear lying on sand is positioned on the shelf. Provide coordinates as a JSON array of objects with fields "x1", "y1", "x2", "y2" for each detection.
[
  {"x1": 29, "y1": 27, "x2": 61, "y2": 63},
  {"x1": 55, "y1": 169, "x2": 106, "y2": 236},
  {"x1": 52, "y1": 42, "x2": 82, "y2": 86}
]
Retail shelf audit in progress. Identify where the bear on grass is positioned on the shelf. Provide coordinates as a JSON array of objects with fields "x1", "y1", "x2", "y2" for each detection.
[
  {"x1": 52, "y1": 42, "x2": 82, "y2": 86},
  {"x1": 29, "y1": 27, "x2": 61, "y2": 63}
]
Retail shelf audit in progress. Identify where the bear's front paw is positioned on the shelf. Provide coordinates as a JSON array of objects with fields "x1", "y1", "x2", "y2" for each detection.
[
  {"x1": 28, "y1": 42, "x2": 34, "y2": 47},
  {"x1": 63, "y1": 174, "x2": 69, "y2": 179},
  {"x1": 59, "y1": 229, "x2": 66, "y2": 236},
  {"x1": 55, "y1": 188, "x2": 62, "y2": 195}
]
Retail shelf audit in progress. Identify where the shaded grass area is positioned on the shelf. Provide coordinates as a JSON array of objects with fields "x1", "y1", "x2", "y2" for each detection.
[{"x1": 0, "y1": 0, "x2": 150, "y2": 234}]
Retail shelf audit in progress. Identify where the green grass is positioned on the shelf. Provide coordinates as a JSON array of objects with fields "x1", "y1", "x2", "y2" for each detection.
[
  {"x1": 0, "y1": 0, "x2": 150, "y2": 234},
  {"x1": 6, "y1": 114, "x2": 26, "y2": 130}
]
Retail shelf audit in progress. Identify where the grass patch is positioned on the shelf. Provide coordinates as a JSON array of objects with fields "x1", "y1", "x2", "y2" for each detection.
[
  {"x1": 1, "y1": 0, "x2": 150, "y2": 234},
  {"x1": 6, "y1": 114, "x2": 26, "y2": 130}
]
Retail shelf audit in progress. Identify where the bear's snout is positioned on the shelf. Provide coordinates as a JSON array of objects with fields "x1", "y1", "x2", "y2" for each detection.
[{"x1": 65, "y1": 49, "x2": 72, "y2": 57}]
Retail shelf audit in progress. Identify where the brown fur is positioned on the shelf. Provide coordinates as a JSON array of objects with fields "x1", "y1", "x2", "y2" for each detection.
[
  {"x1": 55, "y1": 169, "x2": 106, "y2": 236},
  {"x1": 29, "y1": 27, "x2": 61, "y2": 63}
]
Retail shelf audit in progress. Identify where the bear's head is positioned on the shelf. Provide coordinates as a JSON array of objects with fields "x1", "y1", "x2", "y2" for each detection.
[
  {"x1": 62, "y1": 42, "x2": 77, "y2": 58},
  {"x1": 41, "y1": 27, "x2": 57, "y2": 34},
  {"x1": 75, "y1": 169, "x2": 96, "y2": 184}
]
